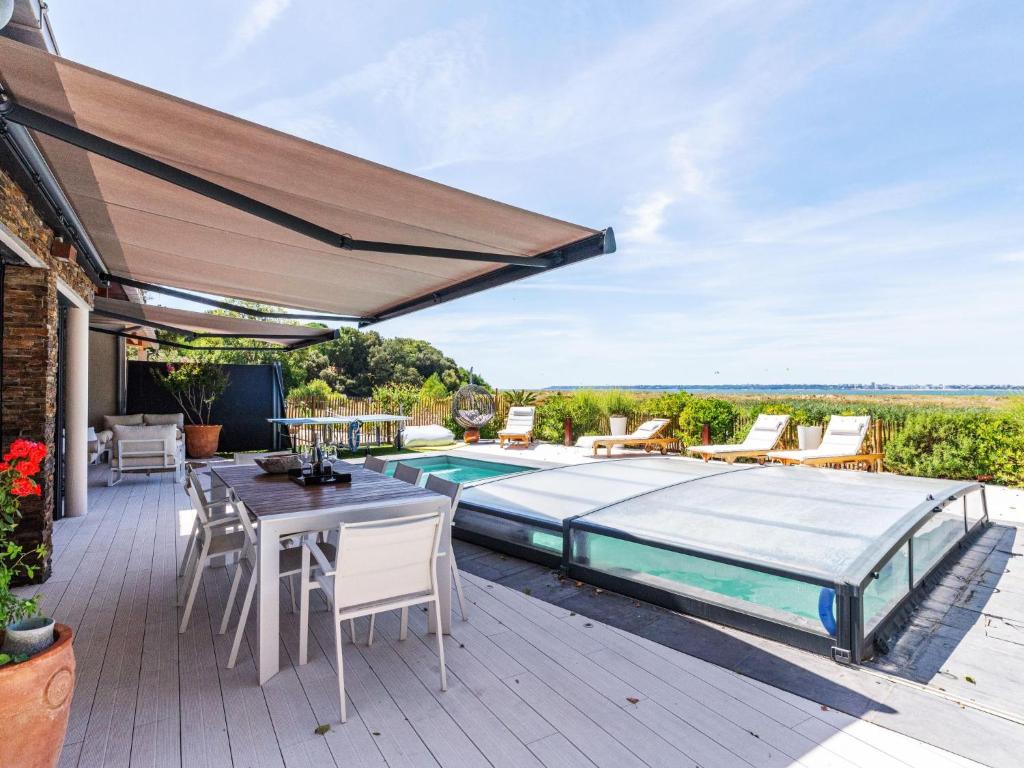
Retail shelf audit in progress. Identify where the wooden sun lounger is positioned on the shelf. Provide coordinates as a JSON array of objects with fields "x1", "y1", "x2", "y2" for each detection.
[
  {"x1": 591, "y1": 419, "x2": 675, "y2": 457},
  {"x1": 687, "y1": 414, "x2": 791, "y2": 464},
  {"x1": 689, "y1": 448, "x2": 771, "y2": 464},
  {"x1": 771, "y1": 452, "x2": 884, "y2": 472}
]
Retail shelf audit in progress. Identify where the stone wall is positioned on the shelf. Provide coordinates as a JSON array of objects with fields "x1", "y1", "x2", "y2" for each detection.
[{"x1": 1, "y1": 166, "x2": 94, "y2": 582}]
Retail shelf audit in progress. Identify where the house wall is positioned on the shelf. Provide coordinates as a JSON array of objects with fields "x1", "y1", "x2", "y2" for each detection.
[
  {"x1": 1, "y1": 166, "x2": 95, "y2": 582},
  {"x1": 88, "y1": 330, "x2": 119, "y2": 428}
]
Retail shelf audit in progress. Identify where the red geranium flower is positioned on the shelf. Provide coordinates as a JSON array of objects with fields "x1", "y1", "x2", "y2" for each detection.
[{"x1": 10, "y1": 476, "x2": 41, "y2": 497}]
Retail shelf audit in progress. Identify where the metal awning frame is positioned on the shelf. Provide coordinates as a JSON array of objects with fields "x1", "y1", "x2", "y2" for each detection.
[{"x1": 0, "y1": 94, "x2": 614, "y2": 323}]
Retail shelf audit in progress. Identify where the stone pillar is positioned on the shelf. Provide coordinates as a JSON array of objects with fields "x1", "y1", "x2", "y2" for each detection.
[
  {"x1": 1, "y1": 264, "x2": 58, "y2": 581},
  {"x1": 64, "y1": 305, "x2": 89, "y2": 517}
]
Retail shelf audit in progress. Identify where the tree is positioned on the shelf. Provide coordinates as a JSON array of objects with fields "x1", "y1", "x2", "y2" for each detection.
[{"x1": 420, "y1": 372, "x2": 449, "y2": 401}]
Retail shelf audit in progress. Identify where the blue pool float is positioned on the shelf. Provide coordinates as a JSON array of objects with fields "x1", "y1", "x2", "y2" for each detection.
[{"x1": 818, "y1": 588, "x2": 837, "y2": 636}]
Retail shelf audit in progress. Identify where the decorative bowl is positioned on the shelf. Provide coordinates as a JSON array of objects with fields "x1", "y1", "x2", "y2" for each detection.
[{"x1": 255, "y1": 455, "x2": 303, "y2": 474}]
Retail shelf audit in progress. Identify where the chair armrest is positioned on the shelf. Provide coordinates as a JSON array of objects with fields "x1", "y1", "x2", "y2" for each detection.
[{"x1": 301, "y1": 535, "x2": 336, "y2": 576}]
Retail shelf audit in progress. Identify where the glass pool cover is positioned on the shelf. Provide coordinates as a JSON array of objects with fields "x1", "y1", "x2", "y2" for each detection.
[{"x1": 456, "y1": 458, "x2": 988, "y2": 662}]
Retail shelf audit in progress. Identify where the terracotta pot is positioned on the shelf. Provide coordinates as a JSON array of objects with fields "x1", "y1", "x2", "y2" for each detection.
[
  {"x1": 0, "y1": 623, "x2": 75, "y2": 768},
  {"x1": 184, "y1": 424, "x2": 222, "y2": 458},
  {"x1": 463, "y1": 427, "x2": 480, "y2": 444}
]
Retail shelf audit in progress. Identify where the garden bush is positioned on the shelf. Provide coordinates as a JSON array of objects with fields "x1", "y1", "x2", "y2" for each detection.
[
  {"x1": 884, "y1": 410, "x2": 1003, "y2": 481},
  {"x1": 677, "y1": 397, "x2": 739, "y2": 445}
]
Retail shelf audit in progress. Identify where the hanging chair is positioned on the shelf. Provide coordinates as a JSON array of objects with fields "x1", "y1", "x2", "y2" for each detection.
[{"x1": 452, "y1": 383, "x2": 495, "y2": 429}]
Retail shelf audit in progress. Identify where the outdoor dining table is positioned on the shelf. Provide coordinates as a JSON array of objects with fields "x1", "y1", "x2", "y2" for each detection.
[{"x1": 209, "y1": 463, "x2": 452, "y2": 685}]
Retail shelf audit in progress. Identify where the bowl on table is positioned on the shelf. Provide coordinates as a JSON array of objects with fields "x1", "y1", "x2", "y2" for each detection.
[{"x1": 254, "y1": 455, "x2": 303, "y2": 474}]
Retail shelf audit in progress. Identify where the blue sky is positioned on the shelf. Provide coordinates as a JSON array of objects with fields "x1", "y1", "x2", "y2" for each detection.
[{"x1": 55, "y1": 1, "x2": 1024, "y2": 387}]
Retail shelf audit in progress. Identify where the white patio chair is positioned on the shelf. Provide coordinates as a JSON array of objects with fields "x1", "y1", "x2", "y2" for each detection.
[
  {"x1": 298, "y1": 511, "x2": 447, "y2": 722},
  {"x1": 392, "y1": 461, "x2": 423, "y2": 485},
  {"x1": 178, "y1": 464, "x2": 239, "y2": 578},
  {"x1": 178, "y1": 470, "x2": 248, "y2": 633},
  {"x1": 218, "y1": 499, "x2": 337, "y2": 669},
  {"x1": 362, "y1": 455, "x2": 387, "y2": 473},
  {"x1": 423, "y1": 474, "x2": 468, "y2": 621}
]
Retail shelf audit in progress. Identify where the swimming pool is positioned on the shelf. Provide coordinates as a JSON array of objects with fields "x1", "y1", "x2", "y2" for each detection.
[
  {"x1": 383, "y1": 455, "x2": 532, "y2": 485},
  {"x1": 456, "y1": 458, "x2": 989, "y2": 662}
]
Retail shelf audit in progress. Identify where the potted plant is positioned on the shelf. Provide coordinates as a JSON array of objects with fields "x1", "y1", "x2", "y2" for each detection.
[
  {"x1": 0, "y1": 439, "x2": 76, "y2": 768},
  {"x1": 152, "y1": 362, "x2": 231, "y2": 458},
  {"x1": 601, "y1": 390, "x2": 634, "y2": 436}
]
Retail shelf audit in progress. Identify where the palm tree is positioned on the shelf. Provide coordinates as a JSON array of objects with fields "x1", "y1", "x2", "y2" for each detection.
[{"x1": 505, "y1": 389, "x2": 538, "y2": 407}]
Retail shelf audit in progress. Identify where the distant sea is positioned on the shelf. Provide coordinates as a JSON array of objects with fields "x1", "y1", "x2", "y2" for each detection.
[{"x1": 546, "y1": 385, "x2": 1023, "y2": 397}]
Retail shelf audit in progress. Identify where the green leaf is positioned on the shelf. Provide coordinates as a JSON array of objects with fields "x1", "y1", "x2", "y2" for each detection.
[
  {"x1": 965, "y1": 675, "x2": 976, "y2": 685},
  {"x1": 314, "y1": 724, "x2": 331, "y2": 736}
]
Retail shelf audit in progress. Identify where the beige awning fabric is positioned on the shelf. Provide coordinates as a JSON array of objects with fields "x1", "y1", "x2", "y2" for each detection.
[
  {"x1": 0, "y1": 38, "x2": 612, "y2": 323},
  {"x1": 91, "y1": 297, "x2": 336, "y2": 349}
]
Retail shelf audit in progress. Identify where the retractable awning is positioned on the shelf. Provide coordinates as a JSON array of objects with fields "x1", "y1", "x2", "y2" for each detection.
[
  {"x1": 0, "y1": 37, "x2": 614, "y2": 325},
  {"x1": 90, "y1": 296, "x2": 337, "y2": 351}
]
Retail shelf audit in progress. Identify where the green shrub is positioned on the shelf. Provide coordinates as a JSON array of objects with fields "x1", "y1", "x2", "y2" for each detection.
[
  {"x1": 883, "y1": 410, "x2": 1002, "y2": 481},
  {"x1": 535, "y1": 394, "x2": 573, "y2": 443},
  {"x1": 645, "y1": 390, "x2": 692, "y2": 419},
  {"x1": 371, "y1": 383, "x2": 420, "y2": 415},
  {"x1": 599, "y1": 390, "x2": 635, "y2": 418},
  {"x1": 288, "y1": 378, "x2": 338, "y2": 402},
  {"x1": 569, "y1": 390, "x2": 604, "y2": 437},
  {"x1": 419, "y1": 372, "x2": 448, "y2": 401},
  {"x1": 505, "y1": 389, "x2": 538, "y2": 407},
  {"x1": 677, "y1": 397, "x2": 738, "y2": 445}
]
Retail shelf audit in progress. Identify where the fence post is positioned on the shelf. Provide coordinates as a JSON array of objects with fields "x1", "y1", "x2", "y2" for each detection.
[{"x1": 701, "y1": 423, "x2": 711, "y2": 445}]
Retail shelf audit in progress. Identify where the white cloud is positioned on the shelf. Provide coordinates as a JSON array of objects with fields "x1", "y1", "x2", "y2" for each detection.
[{"x1": 223, "y1": 0, "x2": 291, "y2": 60}]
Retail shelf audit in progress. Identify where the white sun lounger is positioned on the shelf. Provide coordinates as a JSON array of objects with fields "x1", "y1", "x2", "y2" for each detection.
[
  {"x1": 687, "y1": 414, "x2": 790, "y2": 464},
  {"x1": 767, "y1": 415, "x2": 881, "y2": 470},
  {"x1": 498, "y1": 407, "x2": 536, "y2": 448}
]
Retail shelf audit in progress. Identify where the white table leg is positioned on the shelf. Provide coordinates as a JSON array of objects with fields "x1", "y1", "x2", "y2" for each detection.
[{"x1": 257, "y1": 519, "x2": 282, "y2": 685}]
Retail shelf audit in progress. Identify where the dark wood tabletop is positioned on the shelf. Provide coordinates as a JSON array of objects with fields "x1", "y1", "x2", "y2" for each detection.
[{"x1": 210, "y1": 463, "x2": 439, "y2": 519}]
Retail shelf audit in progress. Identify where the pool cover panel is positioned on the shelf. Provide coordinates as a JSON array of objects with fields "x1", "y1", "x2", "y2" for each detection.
[{"x1": 453, "y1": 458, "x2": 987, "y2": 661}]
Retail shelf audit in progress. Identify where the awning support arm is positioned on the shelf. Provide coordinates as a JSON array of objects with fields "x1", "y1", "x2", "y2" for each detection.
[
  {"x1": 103, "y1": 274, "x2": 363, "y2": 322},
  {"x1": 0, "y1": 99, "x2": 553, "y2": 268}
]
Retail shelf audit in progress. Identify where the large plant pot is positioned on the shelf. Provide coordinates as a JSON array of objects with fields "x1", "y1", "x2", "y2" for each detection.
[
  {"x1": 463, "y1": 427, "x2": 480, "y2": 444},
  {"x1": 0, "y1": 623, "x2": 75, "y2": 768},
  {"x1": 797, "y1": 425, "x2": 823, "y2": 450},
  {"x1": 609, "y1": 416, "x2": 628, "y2": 436},
  {"x1": 184, "y1": 424, "x2": 222, "y2": 458}
]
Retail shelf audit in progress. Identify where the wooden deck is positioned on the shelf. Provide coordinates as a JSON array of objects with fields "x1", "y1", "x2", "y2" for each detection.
[{"x1": 23, "y1": 467, "x2": 987, "y2": 768}]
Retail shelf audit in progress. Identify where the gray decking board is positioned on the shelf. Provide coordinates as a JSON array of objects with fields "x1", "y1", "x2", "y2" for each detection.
[{"x1": 13, "y1": 465, "x2": 992, "y2": 768}]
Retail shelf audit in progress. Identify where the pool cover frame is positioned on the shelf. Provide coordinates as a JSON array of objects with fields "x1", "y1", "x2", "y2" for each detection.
[{"x1": 453, "y1": 467, "x2": 989, "y2": 663}]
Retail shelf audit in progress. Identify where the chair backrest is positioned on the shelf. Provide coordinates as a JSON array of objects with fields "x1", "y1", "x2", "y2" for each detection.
[
  {"x1": 333, "y1": 511, "x2": 442, "y2": 609},
  {"x1": 424, "y1": 474, "x2": 461, "y2": 515},
  {"x1": 741, "y1": 414, "x2": 790, "y2": 450},
  {"x1": 393, "y1": 461, "x2": 423, "y2": 485},
  {"x1": 631, "y1": 419, "x2": 669, "y2": 439},
  {"x1": 819, "y1": 415, "x2": 870, "y2": 453},
  {"x1": 504, "y1": 407, "x2": 536, "y2": 431},
  {"x1": 362, "y1": 455, "x2": 387, "y2": 473},
  {"x1": 184, "y1": 465, "x2": 213, "y2": 526}
]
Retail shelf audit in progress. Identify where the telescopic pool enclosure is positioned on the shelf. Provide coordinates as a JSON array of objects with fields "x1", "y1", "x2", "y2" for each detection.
[{"x1": 455, "y1": 459, "x2": 988, "y2": 663}]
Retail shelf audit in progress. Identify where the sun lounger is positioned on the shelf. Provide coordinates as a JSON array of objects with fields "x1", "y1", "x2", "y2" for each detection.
[
  {"x1": 767, "y1": 415, "x2": 882, "y2": 471},
  {"x1": 586, "y1": 419, "x2": 675, "y2": 457},
  {"x1": 687, "y1": 414, "x2": 790, "y2": 464},
  {"x1": 498, "y1": 407, "x2": 536, "y2": 448}
]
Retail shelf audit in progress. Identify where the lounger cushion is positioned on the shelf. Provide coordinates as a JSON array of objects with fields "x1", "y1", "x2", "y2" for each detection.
[{"x1": 143, "y1": 412, "x2": 185, "y2": 429}]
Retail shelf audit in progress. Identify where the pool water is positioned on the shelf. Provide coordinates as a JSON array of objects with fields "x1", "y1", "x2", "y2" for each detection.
[{"x1": 384, "y1": 455, "x2": 532, "y2": 485}]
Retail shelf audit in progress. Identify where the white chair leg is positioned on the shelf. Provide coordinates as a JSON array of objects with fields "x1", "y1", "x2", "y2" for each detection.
[
  {"x1": 367, "y1": 614, "x2": 375, "y2": 647},
  {"x1": 432, "y1": 599, "x2": 447, "y2": 692},
  {"x1": 219, "y1": 557, "x2": 246, "y2": 635},
  {"x1": 451, "y1": 555, "x2": 468, "y2": 620},
  {"x1": 288, "y1": 574, "x2": 297, "y2": 614},
  {"x1": 335, "y1": 618, "x2": 347, "y2": 723},
  {"x1": 179, "y1": 522, "x2": 198, "y2": 576},
  {"x1": 399, "y1": 607, "x2": 409, "y2": 641},
  {"x1": 299, "y1": 547, "x2": 311, "y2": 665},
  {"x1": 178, "y1": 542, "x2": 209, "y2": 633},
  {"x1": 227, "y1": 563, "x2": 258, "y2": 669},
  {"x1": 177, "y1": 534, "x2": 203, "y2": 606}
]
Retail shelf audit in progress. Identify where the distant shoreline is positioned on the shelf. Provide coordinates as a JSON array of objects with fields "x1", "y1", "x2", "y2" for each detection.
[{"x1": 544, "y1": 385, "x2": 1022, "y2": 397}]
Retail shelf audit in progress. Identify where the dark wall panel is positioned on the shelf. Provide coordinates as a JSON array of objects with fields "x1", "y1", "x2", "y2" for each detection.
[{"x1": 127, "y1": 361, "x2": 283, "y2": 452}]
